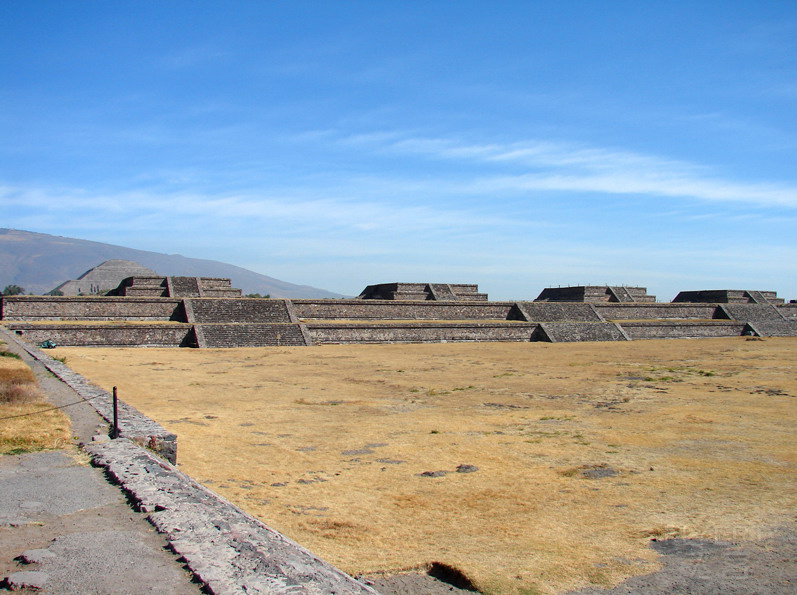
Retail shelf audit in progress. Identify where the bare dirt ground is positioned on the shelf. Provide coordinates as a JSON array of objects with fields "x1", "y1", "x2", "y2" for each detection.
[{"x1": 58, "y1": 337, "x2": 797, "y2": 594}]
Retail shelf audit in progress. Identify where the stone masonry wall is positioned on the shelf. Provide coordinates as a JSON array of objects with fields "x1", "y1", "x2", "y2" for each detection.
[
  {"x1": 305, "y1": 322, "x2": 537, "y2": 344},
  {"x1": 510, "y1": 302, "x2": 604, "y2": 322},
  {"x1": 717, "y1": 304, "x2": 786, "y2": 322},
  {"x1": 594, "y1": 303, "x2": 718, "y2": 320},
  {"x1": 188, "y1": 299, "x2": 293, "y2": 323},
  {"x1": 1, "y1": 296, "x2": 184, "y2": 321},
  {"x1": 620, "y1": 321, "x2": 749, "y2": 339},
  {"x1": 200, "y1": 324, "x2": 307, "y2": 347},
  {"x1": 538, "y1": 322, "x2": 629, "y2": 342},
  {"x1": 5, "y1": 324, "x2": 195, "y2": 347},
  {"x1": 292, "y1": 299, "x2": 514, "y2": 320}
]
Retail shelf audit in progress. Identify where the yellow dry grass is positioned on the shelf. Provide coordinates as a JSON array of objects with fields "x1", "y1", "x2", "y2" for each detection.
[
  {"x1": 0, "y1": 346, "x2": 71, "y2": 455},
  {"x1": 60, "y1": 337, "x2": 797, "y2": 594}
]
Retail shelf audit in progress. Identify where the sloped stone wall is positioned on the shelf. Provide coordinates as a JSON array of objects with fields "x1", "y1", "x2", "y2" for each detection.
[
  {"x1": 538, "y1": 322, "x2": 629, "y2": 342},
  {"x1": 200, "y1": 324, "x2": 307, "y2": 347},
  {"x1": 717, "y1": 304, "x2": 786, "y2": 322},
  {"x1": 509, "y1": 302, "x2": 604, "y2": 322},
  {"x1": 4, "y1": 323, "x2": 196, "y2": 347},
  {"x1": 188, "y1": 299, "x2": 293, "y2": 323},
  {"x1": 595, "y1": 303, "x2": 718, "y2": 320},
  {"x1": 621, "y1": 321, "x2": 749, "y2": 339},
  {"x1": 305, "y1": 322, "x2": 537, "y2": 344},
  {"x1": 293, "y1": 299, "x2": 513, "y2": 320},
  {"x1": 0, "y1": 296, "x2": 184, "y2": 321}
]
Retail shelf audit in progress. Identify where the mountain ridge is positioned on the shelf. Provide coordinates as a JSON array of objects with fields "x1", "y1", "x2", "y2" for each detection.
[{"x1": 0, "y1": 228, "x2": 345, "y2": 299}]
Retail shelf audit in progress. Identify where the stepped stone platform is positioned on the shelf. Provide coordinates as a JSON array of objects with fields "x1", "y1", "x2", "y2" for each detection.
[
  {"x1": 2, "y1": 279, "x2": 796, "y2": 347},
  {"x1": 357, "y1": 282, "x2": 488, "y2": 301},
  {"x1": 674, "y1": 289, "x2": 785, "y2": 305},
  {"x1": 109, "y1": 276, "x2": 242, "y2": 298},
  {"x1": 535, "y1": 285, "x2": 656, "y2": 303}
]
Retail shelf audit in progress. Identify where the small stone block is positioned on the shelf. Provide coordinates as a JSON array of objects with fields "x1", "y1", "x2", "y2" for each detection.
[
  {"x1": 4, "y1": 570, "x2": 49, "y2": 590},
  {"x1": 19, "y1": 549, "x2": 56, "y2": 564}
]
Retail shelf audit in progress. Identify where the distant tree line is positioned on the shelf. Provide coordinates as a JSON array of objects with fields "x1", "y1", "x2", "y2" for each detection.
[
  {"x1": 1, "y1": 285, "x2": 63, "y2": 296},
  {"x1": 2, "y1": 284, "x2": 25, "y2": 296}
]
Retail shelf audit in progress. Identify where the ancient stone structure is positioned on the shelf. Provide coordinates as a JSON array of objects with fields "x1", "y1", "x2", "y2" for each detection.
[
  {"x1": 2, "y1": 280, "x2": 796, "y2": 347},
  {"x1": 673, "y1": 289, "x2": 785, "y2": 305},
  {"x1": 52, "y1": 260, "x2": 158, "y2": 295},
  {"x1": 358, "y1": 282, "x2": 488, "y2": 301},
  {"x1": 108, "y1": 276, "x2": 242, "y2": 298},
  {"x1": 535, "y1": 285, "x2": 656, "y2": 303}
]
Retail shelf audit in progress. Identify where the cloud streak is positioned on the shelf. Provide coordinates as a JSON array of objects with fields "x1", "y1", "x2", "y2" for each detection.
[{"x1": 340, "y1": 133, "x2": 797, "y2": 209}]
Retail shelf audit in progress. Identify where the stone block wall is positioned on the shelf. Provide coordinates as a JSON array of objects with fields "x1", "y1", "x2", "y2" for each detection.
[
  {"x1": 0, "y1": 296, "x2": 185, "y2": 321},
  {"x1": 292, "y1": 299, "x2": 513, "y2": 320},
  {"x1": 535, "y1": 286, "x2": 656, "y2": 303},
  {"x1": 716, "y1": 304, "x2": 786, "y2": 322},
  {"x1": 673, "y1": 290, "x2": 784, "y2": 305},
  {"x1": 305, "y1": 322, "x2": 537, "y2": 344},
  {"x1": 746, "y1": 321, "x2": 797, "y2": 337},
  {"x1": 5, "y1": 323, "x2": 195, "y2": 347},
  {"x1": 357, "y1": 283, "x2": 488, "y2": 301},
  {"x1": 109, "y1": 276, "x2": 242, "y2": 298},
  {"x1": 620, "y1": 321, "x2": 749, "y2": 340},
  {"x1": 199, "y1": 324, "x2": 307, "y2": 347},
  {"x1": 779, "y1": 304, "x2": 797, "y2": 320},
  {"x1": 538, "y1": 322, "x2": 629, "y2": 342},
  {"x1": 509, "y1": 302, "x2": 604, "y2": 322},
  {"x1": 187, "y1": 299, "x2": 293, "y2": 323},
  {"x1": 594, "y1": 303, "x2": 718, "y2": 320}
]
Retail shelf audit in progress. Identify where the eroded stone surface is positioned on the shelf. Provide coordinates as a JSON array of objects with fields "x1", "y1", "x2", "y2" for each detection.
[{"x1": 85, "y1": 439, "x2": 377, "y2": 594}]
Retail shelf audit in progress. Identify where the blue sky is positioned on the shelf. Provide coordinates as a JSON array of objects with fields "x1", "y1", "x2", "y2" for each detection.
[{"x1": 2, "y1": 1, "x2": 796, "y2": 300}]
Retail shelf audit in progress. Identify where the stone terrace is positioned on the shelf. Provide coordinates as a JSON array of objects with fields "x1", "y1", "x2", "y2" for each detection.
[
  {"x1": 109, "y1": 276, "x2": 242, "y2": 298},
  {"x1": 357, "y1": 282, "x2": 488, "y2": 301},
  {"x1": 2, "y1": 281, "x2": 795, "y2": 347},
  {"x1": 535, "y1": 285, "x2": 656, "y2": 303},
  {"x1": 673, "y1": 289, "x2": 785, "y2": 305}
]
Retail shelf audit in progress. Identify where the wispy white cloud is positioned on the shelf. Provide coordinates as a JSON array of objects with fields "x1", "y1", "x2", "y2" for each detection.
[
  {"x1": 334, "y1": 133, "x2": 797, "y2": 209},
  {"x1": 0, "y1": 182, "x2": 525, "y2": 237}
]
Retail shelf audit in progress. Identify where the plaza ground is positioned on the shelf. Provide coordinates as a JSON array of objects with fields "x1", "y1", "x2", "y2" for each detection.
[{"x1": 59, "y1": 337, "x2": 797, "y2": 594}]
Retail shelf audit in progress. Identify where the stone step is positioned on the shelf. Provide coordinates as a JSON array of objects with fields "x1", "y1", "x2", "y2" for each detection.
[
  {"x1": 718, "y1": 304, "x2": 786, "y2": 322},
  {"x1": 188, "y1": 299, "x2": 293, "y2": 323},
  {"x1": 200, "y1": 324, "x2": 307, "y2": 347},
  {"x1": 427, "y1": 284, "x2": 457, "y2": 300},
  {"x1": 168, "y1": 277, "x2": 202, "y2": 298}
]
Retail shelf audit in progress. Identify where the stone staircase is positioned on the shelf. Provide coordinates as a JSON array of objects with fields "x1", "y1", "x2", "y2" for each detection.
[
  {"x1": 188, "y1": 299, "x2": 293, "y2": 323},
  {"x1": 110, "y1": 276, "x2": 168, "y2": 297},
  {"x1": 608, "y1": 286, "x2": 635, "y2": 302},
  {"x1": 168, "y1": 277, "x2": 202, "y2": 297},
  {"x1": 745, "y1": 320, "x2": 797, "y2": 337},
  {"x1": 718, "y1": 303, "x2": 787, "y2": 322},
  {"x1": 427, "y1": 284, "x2": 457, "y2": 300},
  {"x1": 536, "y1": 322, "x2": 630, "y2": 342},
  {"x1": 357, "y1": 283, "x2": 488, "y2": 301},
  {"x1": 509, "y1": 302, "x2": 604, "y2": 322},
  {"x1": 199, "y1": 324, "x2": 308, "y2": 347}
]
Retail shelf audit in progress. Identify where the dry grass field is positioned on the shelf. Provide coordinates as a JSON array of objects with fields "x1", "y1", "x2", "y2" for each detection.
[
  {"x1": 0, "y1": 342, "x2": 71, "y2": 455},
  {"x1": 60, "y1": 337, "x2": 797, "y2": 594}
]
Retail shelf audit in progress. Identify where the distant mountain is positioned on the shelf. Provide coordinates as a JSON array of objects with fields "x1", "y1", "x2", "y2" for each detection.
[{"x1": 0, "y1": 229, "x2": 345, "y2": 299}]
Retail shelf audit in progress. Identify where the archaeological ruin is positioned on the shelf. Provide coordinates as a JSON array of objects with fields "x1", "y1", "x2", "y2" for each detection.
[{"x1": 1, "y1": 273, "x2": 795, "y2": 348}]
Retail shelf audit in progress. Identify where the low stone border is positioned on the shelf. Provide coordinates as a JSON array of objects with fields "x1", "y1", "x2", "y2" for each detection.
[
  {"x1": 86, "y1": 439, "x2": 377, "y2": 594},
  {"x1": 0, "y1": 327, "x2": 177, "y2": 463}
]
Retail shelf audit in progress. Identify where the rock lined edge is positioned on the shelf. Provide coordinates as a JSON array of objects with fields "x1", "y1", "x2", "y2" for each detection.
[
  {"x1": 0, "y1": 327, "x2": 177, "y2": 463},
  {"x1": 86, "y1": 439, "x2": 377, "y2": 595}
]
